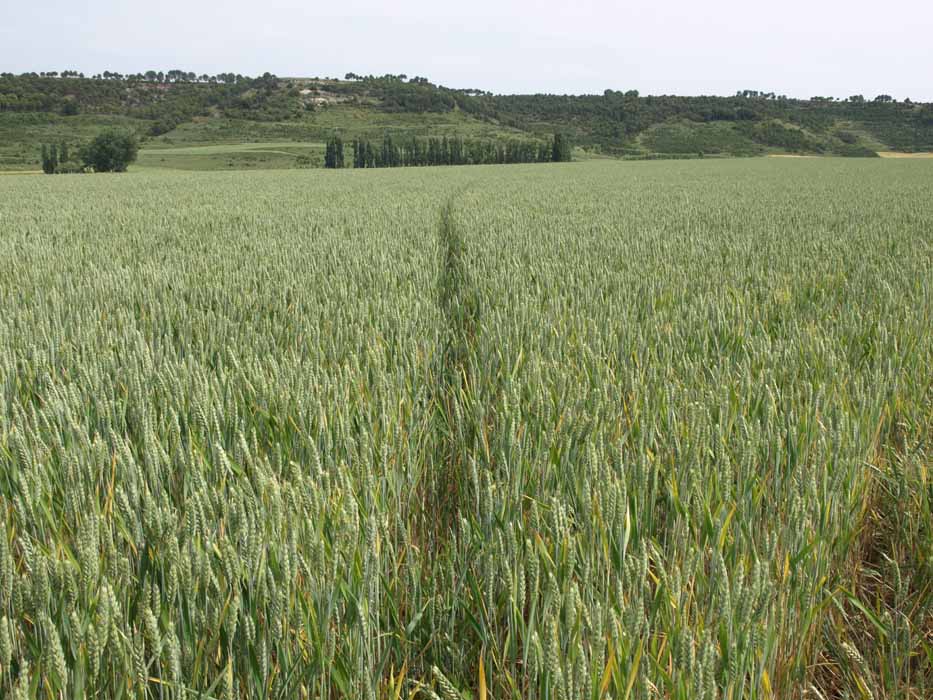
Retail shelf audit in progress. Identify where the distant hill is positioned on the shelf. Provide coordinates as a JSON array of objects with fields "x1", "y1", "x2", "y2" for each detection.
[{"x1": 2, "y1": 71, "x2": 932, "y2": 170}]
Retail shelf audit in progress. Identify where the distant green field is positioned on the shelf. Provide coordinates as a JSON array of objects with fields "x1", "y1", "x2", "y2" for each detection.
[
  {"x1": 0, "y1": 105, "x2": 535, "y2": 171},
  {"x1": 149, "y1": 106, "x2": 527, "y2": 148},
  {"x1": 136, "y1": 141, "x2": 325, "y2": 170},
  {"x1": 0, "y1": 112, "x2": 149, "y2": 170}
]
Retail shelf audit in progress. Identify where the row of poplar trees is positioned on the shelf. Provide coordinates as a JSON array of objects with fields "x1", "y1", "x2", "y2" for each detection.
[
  {"x1": 40, "y1": 143, "x2": 73, "y2": 174},
  {"x1": 324, "y1": 132, "x2": 572, "y2": 168}
]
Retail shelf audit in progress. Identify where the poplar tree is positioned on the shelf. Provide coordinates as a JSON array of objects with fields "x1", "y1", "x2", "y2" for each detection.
[
  {"x1": 41, "y1": 144, "x2": 53, "y2": 174},
  {"x1": 334, "y1": 135, "x2": 344, "y2": 168},
  {"x1": 552, "y1": 133, "x2": 572, "y2": 162}
]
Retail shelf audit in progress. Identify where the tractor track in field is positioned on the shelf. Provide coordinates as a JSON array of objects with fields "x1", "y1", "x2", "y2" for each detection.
[{"x1": 430, "y1": 194, "x2": 483, "y2": 533}]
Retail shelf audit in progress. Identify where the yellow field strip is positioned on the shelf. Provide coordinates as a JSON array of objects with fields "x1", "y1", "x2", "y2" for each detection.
[{"x1": 877, "y1": 152, "x2": 933, "y2": 158}]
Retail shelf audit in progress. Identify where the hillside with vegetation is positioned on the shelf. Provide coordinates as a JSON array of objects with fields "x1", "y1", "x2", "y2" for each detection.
[{"x1": 2, "y1": 71, "x2": 932, "y2": 170}]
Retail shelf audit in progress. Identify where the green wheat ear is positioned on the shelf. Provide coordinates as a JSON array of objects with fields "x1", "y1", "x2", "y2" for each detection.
[{"x1": 432, "y1": 665, "x2": 461, "y2": 700}]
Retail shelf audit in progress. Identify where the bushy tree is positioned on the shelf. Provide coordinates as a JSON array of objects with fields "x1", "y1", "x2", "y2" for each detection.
[{"x1": 80, "y1": 131, "x2": 138, "y2": 172}]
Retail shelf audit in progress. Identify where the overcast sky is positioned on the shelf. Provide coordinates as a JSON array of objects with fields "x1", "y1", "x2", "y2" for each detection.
[{"x1": 3, "y1": 0, "x2": 931, "y2": 100}]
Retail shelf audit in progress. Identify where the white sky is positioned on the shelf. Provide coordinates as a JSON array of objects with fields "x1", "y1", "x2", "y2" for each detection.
[{"x1": 2, "y1": 0, "x2": 931, "y2": 100}]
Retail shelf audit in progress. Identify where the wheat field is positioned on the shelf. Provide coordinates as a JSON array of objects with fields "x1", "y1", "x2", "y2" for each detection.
[{"x1": 0, "y1": 159, "x2": 931, "y2": 699}]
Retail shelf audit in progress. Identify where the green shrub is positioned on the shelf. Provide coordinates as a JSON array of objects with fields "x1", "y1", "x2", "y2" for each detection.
[{"x1": 80, "y1": 130, "x2": 139, "y2": 172}]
